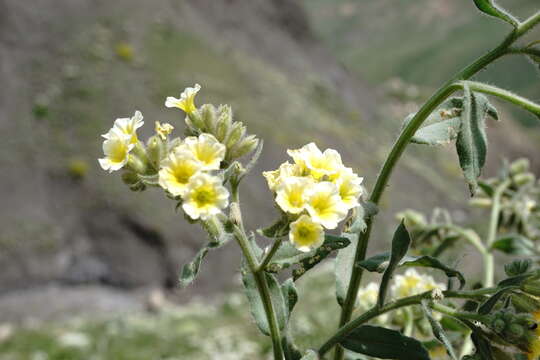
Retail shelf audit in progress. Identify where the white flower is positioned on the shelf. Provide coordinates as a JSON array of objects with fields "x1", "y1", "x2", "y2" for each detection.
[
  {"x1": 289, "y1": 215, "x2": 325, "y2": 252},
  {"x1": 357, "y1": 282, "x2": 389, "y2": 323},
  {"x1": 105, "y1": 110, "x2": 144, "y2": 144},
  {"x1": 305, "y1": 181, "x2": 348, "y2": 229},
  {"x1": 155, "y1": 121, "x2": 174, "y2": 140},
  {"x1": 333, "y1": 167, "x2": 364, "y2": 209},
  {"x1": 158, "y1": 150, "x2": 202, "y2": 197},
  {"x1": 165, "y1": 84, "x2": 201, "y2": 114},
  {"x1": 177, "y1": 133, "x2": 226, "y2": 170},
  {"x1": 275, "y1": 176, "x2": 314, "y2": 214},
  {"x1": 98, "y1": 128, "x2": 133, "y2": 172},
  {"x1": 182, "y1": 173, "x2": 229, "y2": 220},
  {"x1": 287, "y1": 142, "x2": 344, "y2": 180},
  {"x1": 391, "y1": 269, "x2": 445, "y2": 299},
  {"x1": 263, "y1": 162, "x2": 304, "y2": 192}
]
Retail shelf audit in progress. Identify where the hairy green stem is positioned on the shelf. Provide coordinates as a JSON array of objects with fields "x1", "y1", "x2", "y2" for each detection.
[
  {"x1": 484, "y1": 179, "x2": 511, "y2": 287},
  {"x1": 319, "y1": 287, "x2": 496, "y2": 356},
  {"x1": 459, "y1": 81, "x2": 540, "y2": 117},
  {"x1": 231, "y1": 188, "x2": 284, "y2": 360},
  {"x1": 332, "y1": 14, "x2": 540, "y2": 360},
  {"x1": 258, "y1": 238, "x2": 283, "y2": 273},
  {"x1": 430, "y1": 303, "x2": 485, "y2": 322}
]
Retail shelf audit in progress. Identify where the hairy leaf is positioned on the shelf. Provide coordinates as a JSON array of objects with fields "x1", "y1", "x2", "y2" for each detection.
[
  {"x1": 281, "y1": 278, "x2": 299, "y2": 317},
  {"x1": 335, "y1": 233, "x2": 358, "y2": 306},
  {"x1": 179, "y1": 247, "x2": 209, "y2": 288},
  {"x1": 358, "y1": 253, "x2": 465, "y2": 289},
  {"x1": 491, "y1": 234, "x2": 534, "y2": 255},
  {"x1": 293, "y1": 235, "x2": 351, "y2": 281},
  {"x1": 378, "y1": 222, "x2": 411, "y2": 307},
  {"x1": 472, "y1": 0, "x2": 518, "y2": 27},
  {"x1": 339, "y1": 325, "x2": 430, "y2": 360},
  {"x1": 242, "y1": 271, "x2": 287, "y2": 336},
  {"x1": 411, "y1": 117, "x2": 461, "y2": 145},
  {"x1": 421, "y1": 301, "x2": 458, "y2": 360}
]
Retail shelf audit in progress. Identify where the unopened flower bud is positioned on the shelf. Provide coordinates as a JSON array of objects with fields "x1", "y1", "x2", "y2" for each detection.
[
  {"x1": 226, "y1": 122, "x2": 246, "y2": 149},
  {"x1": 215, "y1": 105, "x2": 232, "y2": 142},
  {"x1": 522, "y1": 281, "x2": 540, "y2": 297},
  {"x1": 127, "y1": 154, "x2": 147, "y2": 174},
  {"x1": 121, "y1": 171, "x2": 139, "y2": 185},
  {"x1": 510, "y1": 158, "x2": 530, "y2": 175},
  {"x1": 187, "y1": 110, "x2": 205, "y2": 132},
  {"x1": 513, "y1": 173, "x2": 535, "y2": 186},
  {"x1": 230, "y1": 135, "x2": 259, "y2": 159},
  {"x1": 509, "y1": 322, "x2": 525, "y2": 338},
  {"x1": 469, "y1": 197, "x2": 493, "y2": 208},
  {"x1": 200, "y1": 104, "x2": 217, "y2": 133},
  {"x1": 146, "y1": 135, "x2": 165, "y2": 169},
  {"x1": 492, "y1": 318, "x2": 507, "y2": 333}
]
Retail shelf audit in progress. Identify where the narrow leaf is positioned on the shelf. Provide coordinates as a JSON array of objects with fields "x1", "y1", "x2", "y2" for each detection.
[
  {"x1": 377, "y1": 222, "x2": 411, "y2": 307},
  {"x1": 179, "y1": 247, "x2": 209, "y2": 288},
  {"x1": 358, "y1": 253, "x2": 466, "y2": 289},
  {"x1": 339, "y1": 325, "x2": 430, "y2": 360},
  {"x1": 456, "y1": 86, "x2": 488, "y2": 195},
  {"x1": 478, "y1": 287, "x2": 516, "y2": 314},
  {"x1": 472, "y1": 0, "x2": 519, "y2": 27},
  {"x1": 335, "y1": 233, "x2": 358, "y2": 306},
  {"x1": 293, "y1": 235, "x2": 350, "y2": 280},
  {"x1": 242, "y1": 271, "x2": 287, "y2": 336},
  {"x1": 421, "y1": 301, "x2": 458, "y2": 360}
]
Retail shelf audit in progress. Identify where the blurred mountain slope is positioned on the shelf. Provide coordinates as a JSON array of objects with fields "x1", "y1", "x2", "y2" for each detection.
[{"x1": 0, "y1": 0, "x2": 538, "y2": 314}]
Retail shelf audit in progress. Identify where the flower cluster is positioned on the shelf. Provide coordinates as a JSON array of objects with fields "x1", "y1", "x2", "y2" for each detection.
[
  {"x1": 99, "y1": 84, "x2": 259, "y2": 222},
  {"x1": 264, "y1": 143, "x2": 363, "y2": 252},
  {"x1": 391, "y1": 268, "x2": 445, "y2": 299}
]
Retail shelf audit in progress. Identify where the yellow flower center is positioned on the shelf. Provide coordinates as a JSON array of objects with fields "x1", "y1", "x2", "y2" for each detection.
[
  {"x1": 194, "y1": 186, "x2": 216, "y2": 207},
  {"x1": 110, "y1": 142, "x2": 128, "y2": 163}
]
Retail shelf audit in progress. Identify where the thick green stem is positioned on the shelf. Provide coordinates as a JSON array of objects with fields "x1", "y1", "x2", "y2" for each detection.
[
  {"x1": 319, "y1": 287, "x2": 497, "y2": 356},
  {"x1": 484, "y1": 180, "x2": 511, "y2": 287},
  {"x1": 231, "y1": 188, "x2": 284, "y2": 360},
  {"x1": 332, "y1": 15, "x2": 540, "y2": 360},
  {"x1": 459, "y1": 81, "x2": 540, "y2": 117}
]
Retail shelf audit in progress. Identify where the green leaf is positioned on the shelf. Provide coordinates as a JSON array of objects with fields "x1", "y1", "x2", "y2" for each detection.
[
  {"x1": 300, "y1": 350, "x2": 319, "y2": 360},
  {"x1": 358, "y1": 253, "x2": 466, "y2": 289},
  {"x1": 339, "y1": 325, "x2": 430, "y2": 360},
  {"x1": 421, "y1": 301, "x2": 458, "y2": 360},
  {"x1": 258, "y1": 216, "x2": 289, "y2": 238},
  {"x1": 492, "y1": 234, "x2": 534, "y2": 255},
  {"x1": 179, "y1": 247, "x2": 209, "y2": 288},
  {"x1": 472, "y1": 0, "x2": 519, "y2": 27},
  {"x1": 377, "y1": 221, "x2": 411, "y2": 307},
  {"x1": 412, "y1": 117, "x2": 462, "y2": 145},
  {"x1": 470, "y1": 328, "x2": 494, "y2": 360},
  {"x1": 335, "y1": 233, "x2": 358, "y2": 306},
  {"x1": 266, "y1": 235, "x2": 350, "y2": 275},
  {"x1": 281, "y1": 278, "x2": 299, "y2": 318},
  {"x1": 293, "y1": 235, "x2": 351, "y2": 281},
  {"x1": 478, "y1": 286, "x2": 516, "y2": 314},
  {"x1": 456, "y1": 86, "x2": 489, "y2": 195},
  {"x1": 242, "y1": 271, "x2": 287, "y2": 336}
]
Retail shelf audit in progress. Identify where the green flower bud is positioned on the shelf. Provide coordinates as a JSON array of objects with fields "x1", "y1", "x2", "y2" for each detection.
[
  {"x1": 200, "y1": 104, "x2": 217, "y2": 133},
  {"x1": 513, "y1": 173, "x2": 535, "y2": 186},
  {"x1": 492, "y1": 318, "x2": 507, "y2": 333},
  {"x1": 505, "y1": 259, "x2": 532, "y2": 277},
  {"x1": 512, "y1": 293, "x2": 540, "y2": 314},
  {"x1": 127, "y1": 154, "x2": 147, "y2": 174},
  {"x1": 146, "y1": 135, "x2": 165, "y2": 169},
  {"x1": 230, "y1": 135, "x2": 258, "y2": 160},
  {"x1": 168, "y1": 137, "x2": 182, "y2": 152},
  {"x1": 187, "y1": 110, "x2": 205, "y2": 131},
  {"x1": 510, "y1": 158, "x2": 530, "y2": 175},
  {"x1": 522, "y1": 281, "x2": 540, "y2": 297},
  {"x1": 121, "y1": 171, "x2": 139, "y2": 185},
  {"x1": 508, "y1": 322, "x2": 525, "y2": 338},
  {"x1": 225, "y1": 122, "x2": 246, "y2": 149},
  {"x1": 215, "y1": 105, "x2": 232, "y2": 142}
]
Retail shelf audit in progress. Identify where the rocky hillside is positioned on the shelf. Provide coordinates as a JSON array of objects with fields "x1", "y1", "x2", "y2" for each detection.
[{"x1": 0, "y1": 0, "x2": 538, "y2": 319}]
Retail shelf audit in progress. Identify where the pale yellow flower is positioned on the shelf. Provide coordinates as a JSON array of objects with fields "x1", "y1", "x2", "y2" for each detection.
[
  {"x1": 263, "y1": 162, "x2": 303, "y2": 191},
  {"x1": 182, "y1": 173, "x2": 229, "y2": 220},
  {"x1": 155, "y1": 121, "x2": 174, "y2": 140},
  {"x1": 158, "y1": 150, "x2": 202, "y2": 197},
  {"x1": 105, "y1": 110, "x2": 144, "y2": 144},
  {"x1": 275, "y1": 176, "x2": 314, "y2": 214},
  {"x1": 333, "y1": 167, "x2": 364, "y2": 209},
  {"x1": 287, "y1": 143, "x2": 343, "y2": 180},
  {"x1": 289, "y1": 215, "x2": 324, "y2": 252},
  {"x1": 98, "y1": 128, "x2": 133, "y2": 172},
  {"x1": 165, "y1": 84, "x2": 201, "y2": 114},
  {"x1": 177, "y1": 133, "x2": 226, "y2": 170},
  {"x1": 391, "y1": 269, "x2": 445, "y2": 299},
  {"x1": 305, "y1": 181, "x2": 348, "y2": 229}
]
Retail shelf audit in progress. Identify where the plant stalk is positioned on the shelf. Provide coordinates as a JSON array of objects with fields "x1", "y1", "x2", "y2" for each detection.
[{"x1": 332, "y1": 15, "x2": 540, "y2": 360}]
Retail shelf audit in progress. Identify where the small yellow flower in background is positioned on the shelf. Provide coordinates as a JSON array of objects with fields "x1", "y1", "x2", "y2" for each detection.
[
  {"x1": 305, "y1": 182, "x2": 347, "y2": 229},
  {"x1": 177, "y1": 133, "x2": 226, "y2": 170},
  {"x1": 275, "y1": 176, "x2": 314, "y2": 214},
  {"x1": 182, "y1": 173, "x2": 229, "y2": 220},
  {"x1": 155, "y1": 121, "x2": 174, "y2": 140},
  {"x1": 108, "y1": 110, "x2": 144, "y2": 144},
  {"x1": 333, "y1": 167, "x2": 364, "y2": 209},
  {"x1": 288, "y1": 142, "x2": 343, "y2": 180},
  {"x1": 158, "y1": 150, "x2": 202, "y2": 197},
  {"x1": 165, "y1": 84, "x2": 201, "y2": 114},
  {"x1": 391, "y1": 269, "x2": 445, "y2": 299},
  {"x1": 263, "y1": 162, "x2": 304, "y2": 192},
  {"x1": 98, "y1": 128, "x2": 133, "y2": 172},
  {"x1": 357, "y1": 282, "x2": 388, "y2": 323},
  {"x1": 289, "y1": 215, "x2": 324, "y2": 252}
]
